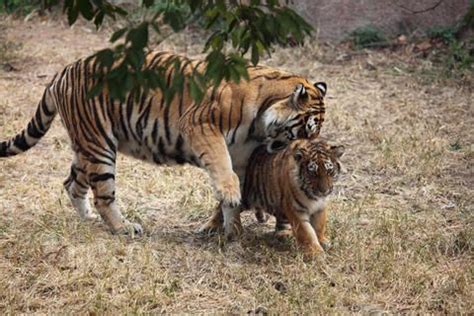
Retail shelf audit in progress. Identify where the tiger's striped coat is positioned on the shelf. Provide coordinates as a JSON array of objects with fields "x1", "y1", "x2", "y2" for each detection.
[{"x1": 0, "y1": 51, "x2": 327, "y2": 238}]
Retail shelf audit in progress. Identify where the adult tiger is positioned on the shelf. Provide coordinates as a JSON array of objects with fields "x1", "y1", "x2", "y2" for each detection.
[{"x1": 0, "y1": 51, "x2": 327, "y2": 239}]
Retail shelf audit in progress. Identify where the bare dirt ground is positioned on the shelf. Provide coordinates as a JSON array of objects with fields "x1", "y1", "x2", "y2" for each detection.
[{"x1": 0, "y1": 15, "x2": 472, "y2": 314}]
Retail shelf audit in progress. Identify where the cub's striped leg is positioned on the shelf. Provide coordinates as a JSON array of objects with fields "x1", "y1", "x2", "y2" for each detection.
[
  {"x1": 285, "y1": 211, "x2": 324, "y2": 256},
  {"x1": 87, "y1": 157, "x2": 143, "y2": 236},
  {"x1": 311, "y1": 208, "x2": 331, "y2": 250},
  {"x1": 189, "y1": 132, "x2": 242, "y2": 240},
  {"x1": 63, "y1": 155, "x2": 96, "y2": 220},
  {"x1": 274, "y1": 214, "x2": 292, "y2": 237}
]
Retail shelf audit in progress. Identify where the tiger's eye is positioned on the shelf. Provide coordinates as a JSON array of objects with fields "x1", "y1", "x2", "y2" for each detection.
[
  {"x1": 308, "y1": 161, "x2": 318, "y2": 172},
  {"x1": 324, "y1": 160, "x2": 333, "y2": 170}
]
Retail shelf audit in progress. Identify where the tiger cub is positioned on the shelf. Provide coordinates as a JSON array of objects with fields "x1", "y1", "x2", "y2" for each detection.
[{"x1": 242, "y1": 138, "x2": 344, "y2": 256}]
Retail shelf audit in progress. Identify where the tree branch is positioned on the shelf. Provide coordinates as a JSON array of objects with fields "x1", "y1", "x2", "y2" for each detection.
[{"x1": 395, "y1": 0, "x2": 444, "y2": 14}]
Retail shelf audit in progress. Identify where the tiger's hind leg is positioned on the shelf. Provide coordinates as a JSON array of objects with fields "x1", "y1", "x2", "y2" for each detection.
[
  {"x1": 274, "y1": 214, "x2": 292, "y2": 237},
  {"x1": 63, "y1": 154, "x2": 96, "y2": 220},
  {"x1": 87, "y1": 159, "x2": 143, "y2": 236}
]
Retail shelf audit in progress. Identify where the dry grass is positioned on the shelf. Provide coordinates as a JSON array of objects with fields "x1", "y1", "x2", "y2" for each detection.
[{"x1": 0, "y1": 15, "x2": 473, "y2": 314}]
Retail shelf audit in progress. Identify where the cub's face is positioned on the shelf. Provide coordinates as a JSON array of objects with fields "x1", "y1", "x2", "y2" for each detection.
[
  {"x1": 265, "y1": 82, "x2": 327, "y2": 153},
  {"x1": 293, "y1": 139, "x2": 345, "y2": 199}
]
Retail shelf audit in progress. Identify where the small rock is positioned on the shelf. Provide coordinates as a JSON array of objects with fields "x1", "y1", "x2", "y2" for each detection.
[
  {"x1": 273, "y1": 281, "x2": 288, "y2": 293},
  {"x1": 2, "y1": 63, "x2": 18, "y2": 72}
]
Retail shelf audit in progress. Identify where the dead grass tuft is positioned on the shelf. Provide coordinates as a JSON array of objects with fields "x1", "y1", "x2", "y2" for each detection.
[{"x1": 0, "y1": 16, "x2": 473, "y2": 314}]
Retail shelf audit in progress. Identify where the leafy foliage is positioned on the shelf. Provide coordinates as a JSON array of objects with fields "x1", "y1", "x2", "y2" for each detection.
[
  {"x1": 0, "y1": 0, "x2": 59, "y2": 14},
  {"x1": 61, "y1": 0, "x2": 313, "y2": 102},
  {"x1": 427, "y1": 26, "x2": 458, "y2": 44},
  {"x1": 349, "y1": 25, "x2": 387, "y2": 49}
]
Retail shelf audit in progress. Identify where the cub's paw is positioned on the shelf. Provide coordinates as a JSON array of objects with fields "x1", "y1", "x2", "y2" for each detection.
[
  {"x1": 301, "y1": 244, "x2": 325, "y2": 259},
  {"x1": 255, "y1": 210, "x2": 269, "y2": 223},
  {"x1": 320, "y1": 240, "x2": 332, "y2": 251},
  {"x1": 274, "y1": 228, "x2": 293, "y2": 239}
]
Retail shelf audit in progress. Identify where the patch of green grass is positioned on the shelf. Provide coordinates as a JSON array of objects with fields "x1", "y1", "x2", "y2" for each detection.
[
  {"x1": 349, "y1": 25, "x2": 388, "y2": 49},
  {"x1": 427, "y1": 26, "x2": 458, "y2": 44}
]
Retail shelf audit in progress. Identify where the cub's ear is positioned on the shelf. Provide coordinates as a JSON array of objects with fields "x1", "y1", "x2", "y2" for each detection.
[
  {"x1": 294, "y1": 149, "x2": 304, "y2": 161},
  {"x1": 314, "y1": 82, "x2": 327, "y2": 97},
  {"x1": 331, "y1": 145, "x2": 345, "y2": 158},
  {"x1": 291, "y1": 83, "x2": 308, "y2": 106}
]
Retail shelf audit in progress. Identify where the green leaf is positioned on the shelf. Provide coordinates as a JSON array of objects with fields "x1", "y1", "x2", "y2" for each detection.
[
  {"x1": 142, "y1": 0, "x2": 154, "y2": 8},
  {"x1": 86, "y1": 81, "x2": 104, "y2": 99},
  {"x1": 113, "y1": 5, "x2": 128, "y2": 17},
  {"x1": 251, "y1": 43, "x2": 259, "y2": 66},
  {"x1": 67, "y1": 6, "x2": 79, "y2": 25},
  {"x1": 78, "y1": 0, "x2": 94, "y2": 20},
  {"x1": 110, "y1": 27, "x2": 128, "y2": 43},
  {"x1": 189, "y1": 78, "x2": 204, "y2": 103},
  {"x1": 95, "y1": 49, "x2": 114, "y2": 69},
  {"x1": 94, "y1": 11, "x2": 105, "y2": 29},
  {"x1": 127, "y1": 22, "x2": 149, "y2": 49}
]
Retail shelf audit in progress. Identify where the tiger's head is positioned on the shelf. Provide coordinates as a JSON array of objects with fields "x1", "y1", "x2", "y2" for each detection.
[
  {"x1": 291, "y1": 139, "x2": 344, "y2": 200},
  {"x1": 263, "y1": 82, "x2": 327, "y2": 153}
]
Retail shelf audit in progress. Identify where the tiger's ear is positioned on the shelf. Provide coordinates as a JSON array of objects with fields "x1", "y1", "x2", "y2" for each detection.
[
  {"x1": 291, "y1": 83, "x2": 308, "y2": 106},
  {"x1": 331, "y1": 145, "x2": 345, "y2": 158},
  {"x1": 314, "y1": 82, "x2": 327, "y2": 97}
]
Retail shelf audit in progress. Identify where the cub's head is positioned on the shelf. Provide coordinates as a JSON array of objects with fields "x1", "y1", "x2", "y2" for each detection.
[
  {"x1": 264, "y1": 82, "x2": 327, "y2": 153},
  {"x1": 292, "y1": 139, "x2": 344, "y2": 199}
]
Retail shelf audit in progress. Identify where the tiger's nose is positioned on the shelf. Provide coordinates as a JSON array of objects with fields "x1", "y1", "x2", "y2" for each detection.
[{"x1": 321, "y1": 187, "x2": 332, "y2": 195}]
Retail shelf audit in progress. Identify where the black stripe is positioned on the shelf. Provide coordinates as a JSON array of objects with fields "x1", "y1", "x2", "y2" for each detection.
[
  {"x1": 126, "y1": 92, "x2": 141, "y2": 144},
  {"x1": 218, "y1": 108, "x2": 224, "y2": 134},
  {"x1": 226, "y1": 100, "x2": 234, "y2": 138},
  {"x1": 91, "y1": 98, "x2": 117, "y2": 152},
  {"x1": 119, "y1": 100, "x2": 129, "y2": 140},
  {"x1": 136, "y1": 97, "x2": 152, "y2": 140},
  {"x1": 89, "y1": 172, "x2": 115, "y2": 182},
  {"x1": 27, "y1": 120, "x2": 46, "y2": 138},
  {"x1": 230, "y1": 99, "x2": 244, "y2": 145},
  {"x1": 151, "y1": 119, "x2": 159, "y2": 143},
  {"x1": 173, "y1": 134, "x2": 186, "y2": 164},
  {"x1": 13, "y1": 132, "x2": 30, "y2": 151},
  {"x1": 158, "y1": 137, "x2": 166, "y2": 157},
  {"x1": 163, "y1": 99, "x2": 172, "y2": 144}
]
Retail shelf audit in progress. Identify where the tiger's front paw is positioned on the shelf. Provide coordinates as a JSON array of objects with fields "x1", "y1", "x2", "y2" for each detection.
[
  {"x1": 225, "y1": 219, "x2": 243, "y2": 241},
  {"x1": 302, "y1": 244, "x2": 325, "y2": 258},
  {"x1": 113, "y1": 221, "x2": 143, "y2": 237},
  {"x1": 80, "y1": 212, "x2": 98, "y2": 221},
  {"x1": 197, "y1": 218, "x2": 223, "y2": 236},
  {"x1": 319, "y1": 239, "x2": 332, "y2": 251},
  {"x1": 216, "y1": 175, "x2": 241, "y2": 208}
]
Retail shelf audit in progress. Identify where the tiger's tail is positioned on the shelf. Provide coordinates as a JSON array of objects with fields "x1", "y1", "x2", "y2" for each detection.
[{"x1": 0, "y1": 87, "x2": 57, "y2": 157}]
